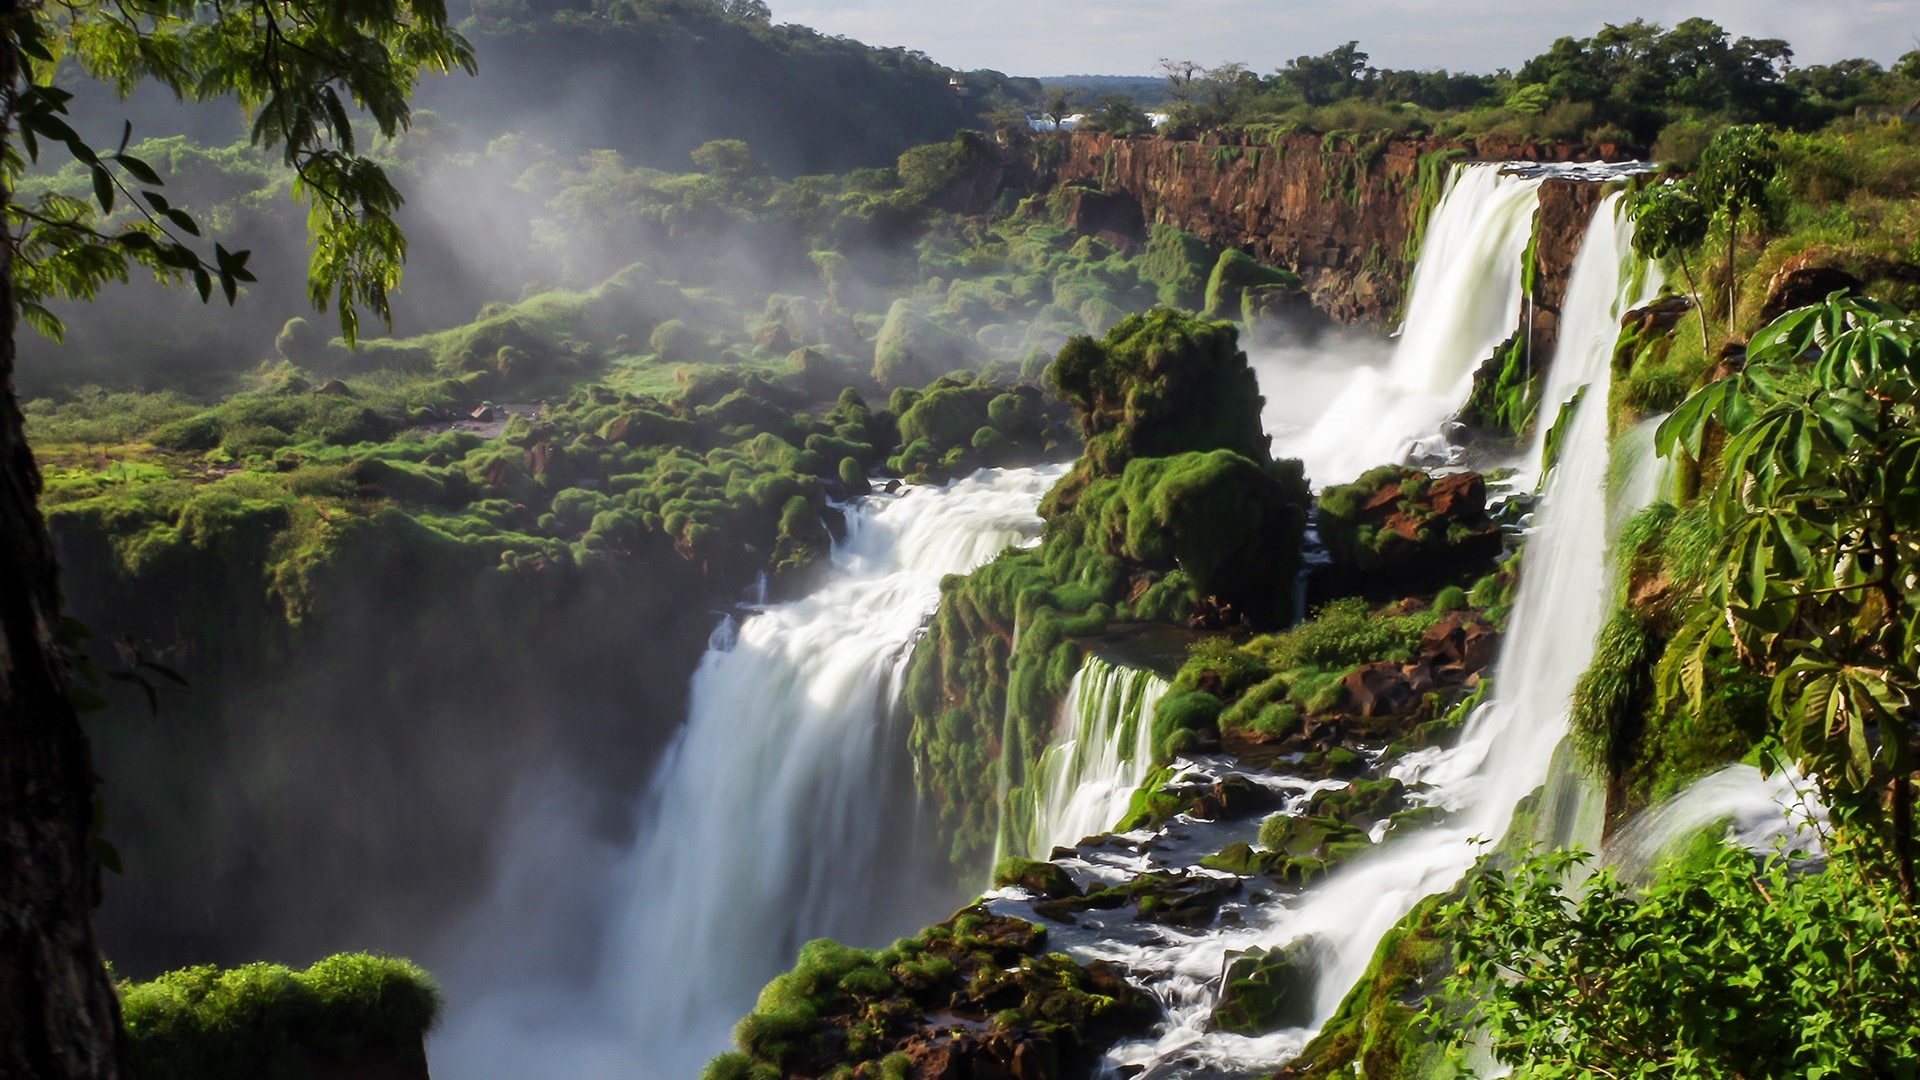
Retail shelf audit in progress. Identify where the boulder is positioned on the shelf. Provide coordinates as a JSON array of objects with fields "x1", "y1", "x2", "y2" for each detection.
[
  {"x1": 1209, "y1": 937, "x2": 1327, "y2": 1034},
  {"x1": 1312, "y1": 465, "x2": 1504, "y2": 602},
  {"x1": 1761, "y1": 254, "x2": 1864, "y2": 323}
]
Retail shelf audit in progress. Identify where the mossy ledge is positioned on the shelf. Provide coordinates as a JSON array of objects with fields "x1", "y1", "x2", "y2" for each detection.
[
  {"x1": 118, "y1": 953, "x2": 441, "y2": 1080},
  {"x1": 700, "y1": 907, "x2": 1153, "y2": 1080},
  {"x1": 900, "y1": 310, "x2": 1310, "y2": 877}
]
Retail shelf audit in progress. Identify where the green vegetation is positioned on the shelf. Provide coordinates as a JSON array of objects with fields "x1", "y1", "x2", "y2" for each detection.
[
  {"x1": 1152, "y1": 23, "x2": 1919, "y2": 147},
  {"x1": 1439, "y1": 841, "x2": 1919, "y2": 1077},
  {"x1": 1151, "y1": 598, "x2": 1442, "y2": 751},
  {"x1": 119, "y1": 953, "x2": 440, "y2": 1080},
  {"x1": 1278, "y1": 893, "x2": 1455, "y2": 1080},
  {"x1": 701, "y1": 907, "x2": 1148, "y2": 1080},
  {"x1": 901, "y1": 310, "x2": 1309, "y2": 875}
]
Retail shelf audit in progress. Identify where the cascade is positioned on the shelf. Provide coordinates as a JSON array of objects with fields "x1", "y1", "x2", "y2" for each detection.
[
  {"x1": 1063, "y1": 191, "x2": 1664, "y2": 1076},
  {"x1": 434, "y1": 465, "x2": 1061, "y2": 1079},
  {"x1": 1606, "y1": 765, "x2": 1828, "y2": 882},
  {"x1": 1017, "y1": 656, "x2": 1170, "y2": 859},
  {"x1": 1269, "y1": 163, "x2": 1544, "y2": 486}
]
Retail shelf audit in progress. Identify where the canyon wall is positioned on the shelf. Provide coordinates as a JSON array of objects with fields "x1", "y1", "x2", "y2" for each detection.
[{"x1": 1032, "y1": 130, "x2": 1636, "y2": 329}]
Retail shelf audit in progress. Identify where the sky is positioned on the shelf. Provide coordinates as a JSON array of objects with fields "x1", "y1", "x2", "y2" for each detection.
[{"x1": 777, "y1": 0, "x2": 1919, "y2": 76}]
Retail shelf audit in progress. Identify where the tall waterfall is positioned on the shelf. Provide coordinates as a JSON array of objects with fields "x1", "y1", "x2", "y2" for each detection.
[
  {"x1": 1082, "y1": 192, "x2": 1664, "y2": 1075},
  {"x1": 1017, "y1": 656, "x2": 1169, "y2": 859},
  {"x1": 565, "y1": 465, "x2": 1056, "y2": 1076},
  {"x1": 1271, "y1": 163, "x2": 1544, "y2": 486}
]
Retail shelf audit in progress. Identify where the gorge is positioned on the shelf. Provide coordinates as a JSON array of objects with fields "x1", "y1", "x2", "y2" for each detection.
[{"x1": 15, "y1": 14, "x2": 1920, "y2": 1080}]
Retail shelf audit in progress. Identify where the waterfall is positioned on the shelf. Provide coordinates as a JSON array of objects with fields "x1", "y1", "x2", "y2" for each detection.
[
  {"x1": 1269, "y1": 163, "x2": 1544, "y2": 486},
  {"x1": 436, "y1": 464, "x2": 1061, "y2": 1079},
  {"x1": 1018, "y1": 656, "x2": 1169, "y2": 859},
  {"x1": 1075, "y1": 191, "x2": 1664, "y2": 1076},
  {"x1": 1606, "y1": 765, "x2": 1828, "y2": 882}
]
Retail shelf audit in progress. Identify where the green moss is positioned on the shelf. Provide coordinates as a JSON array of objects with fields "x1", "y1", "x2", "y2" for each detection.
[
  {"x1": 1457, "y1": 333, "x2": 1540, "y2": 438},
  {"x1": 1202, "y1": 249, "x2": 1301, "y2": 321},
  {"x1": 119, "y1": 953, "x2": 441, "y2": 1080},
  {"x1": 1281, "y1": 892, "x2": 1458, "y2": 1078}
]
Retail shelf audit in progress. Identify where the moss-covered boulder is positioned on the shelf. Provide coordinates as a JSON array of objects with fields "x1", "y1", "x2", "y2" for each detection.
[
  {"x1": 1314, "y1": 466, "x2": 1503, "y2": 600},
  {"x1": 1210, "y1": 938, "x2": 1325, "y2": 1034},
  {"x1": 1046, "y1": 309, "x2": 1273, "y2": 484},
  {"x1": 871, "y1": 299, "x2": 977, "y2": 387},
  {"x1": 704, "y1": 907, "x2": 1153, "y2": 1080},
  {"x1": 993, "y1": 856, "x2": 1082, "y2": 899},
  {"x1": 1203, "y1": 248, "x2": 1303, "y2": 321}
]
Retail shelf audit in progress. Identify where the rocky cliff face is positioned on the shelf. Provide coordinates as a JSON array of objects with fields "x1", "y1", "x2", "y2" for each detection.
[{"x1": 1026, "y1": 131, "x2": 1636, "y2": 328}]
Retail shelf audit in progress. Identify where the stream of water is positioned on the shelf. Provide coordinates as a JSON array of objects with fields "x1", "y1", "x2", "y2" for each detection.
[{"x1": 994, "y1": 190, "x2": 1669, "y2": 1077}]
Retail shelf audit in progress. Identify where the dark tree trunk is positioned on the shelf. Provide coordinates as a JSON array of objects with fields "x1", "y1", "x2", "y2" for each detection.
[{"x1": 0, "y1": 3, "x2": 129, "y2": 1073}]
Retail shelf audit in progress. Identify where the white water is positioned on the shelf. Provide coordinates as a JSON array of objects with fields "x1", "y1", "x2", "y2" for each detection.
[
  {"x1": 1068, "y1": 192, "x2": 1664, "y2": 1076},
  {"x1": 1267, "y1": 164, "x2": 1544, "y2": 486},
  {"x1": 1607, "y1": 764, "x2": 1828, "y2": 881},
  {"x1": 1020, "y1": 656, "x2": 1170, "y2": 858},
  {"x1": 436, "y1": 465, "x2": 1060, "y2": 1079}
]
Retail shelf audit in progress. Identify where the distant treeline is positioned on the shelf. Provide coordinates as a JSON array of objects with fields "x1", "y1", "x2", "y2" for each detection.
[{"x1": 1126, "y1": 19, "x2": 1920, "y2": 155}]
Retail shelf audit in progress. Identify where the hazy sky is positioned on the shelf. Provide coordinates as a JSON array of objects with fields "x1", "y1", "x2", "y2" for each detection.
[{"x1": 778, "y1": 1, "x2": 1918, "y2": 76}]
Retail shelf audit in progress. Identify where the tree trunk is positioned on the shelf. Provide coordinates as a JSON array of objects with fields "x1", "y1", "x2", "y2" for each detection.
[
  {"x1": 0, "y1": 5, "x2": 129, "y2": 1074},
  {"x1": 1725, "y1": 207, "x2": 1739, "y2": 334}
]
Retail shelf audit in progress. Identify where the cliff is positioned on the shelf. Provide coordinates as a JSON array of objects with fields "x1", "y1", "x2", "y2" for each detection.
[{"x1": 1024, "y1": 131, "x2": 1638, "y2": 328}]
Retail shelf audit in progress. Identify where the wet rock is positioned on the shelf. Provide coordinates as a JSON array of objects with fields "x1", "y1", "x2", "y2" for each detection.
[
  {"x1": 1209, "y1": 937, "x2": 1328, "y2": 1034},
  {"x1": 1342, "y1": 662, "x2": 1415, "y2": 718},
  {"x1": 1308, "y1": 777, "x2": 1408, "y2": 827},
  {"x1": 1312, "y1": 466, "x2": 1504, "y2": 602},
  {"x1": 993, "y1": 857, "x2": 1082, "y2": 900},
  {"x1": 1187, "y1": 774, "x2": 1280, "y2": 821}
]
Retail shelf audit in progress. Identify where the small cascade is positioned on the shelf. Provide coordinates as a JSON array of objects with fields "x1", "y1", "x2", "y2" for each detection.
[
  {"x1": 1606, "y1": 765, "x2": 1828, "y2": 882},
  {"x1": 1028, "y1": 191, "x2": 1666, "y2": 1077},
  {"x1": 1272, "y1": 163, "x2": 1544, "y2": 486},
  {"x1": 1017, "y1": 656, "x2": 1170, "y2": 859},
  {"x1": 461, "y1": 465, "x2": 1064, "y2": 1077}
]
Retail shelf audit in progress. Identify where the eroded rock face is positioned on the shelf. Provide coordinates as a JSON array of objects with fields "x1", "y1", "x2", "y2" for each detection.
[{"x1": 1025, "y1": 132, "x2": 1636, "y2": 328}]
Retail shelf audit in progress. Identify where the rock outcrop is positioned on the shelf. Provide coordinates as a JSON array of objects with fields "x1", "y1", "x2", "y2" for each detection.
[{"x1": 1023, "y1": 131, "x2": 1637, "y2": 327}]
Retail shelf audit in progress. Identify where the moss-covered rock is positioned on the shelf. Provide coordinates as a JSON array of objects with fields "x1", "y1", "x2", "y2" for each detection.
[
  {"x1": 1203, "y1": 248, "x2": 1303, "y2": 321},
  {"x1": 119, "y1": 953, "x2": 440, "y2": 1080},
  {"x1": 1210, "y1": 938, "x2": 1325, "y2": 1034},
  {"x1": 1314, "y1": 466, "x2": 1503, "y2": 600},
  {"x1": 707, "y1": 906, "x2": 1153, "y2": 1080}
]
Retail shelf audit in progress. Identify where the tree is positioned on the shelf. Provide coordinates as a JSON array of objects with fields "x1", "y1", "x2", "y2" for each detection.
[
  {"x1": 1084, "y1": 95, "x2": 1151, "y2": 137},
  {"x1": 1695, "y1": 123, "x2": 1778, "y2": 333},
  {"x1": 1629, "y1": 179, "x2": 1712, "y2": 352},
  {"x1": 0, "y1": 4, "x2": 471, "y2": 1078},
  {"x1": 1040, "y1": 88, "x2": 1075, "y2": 130},
  {"x1": 1657, "y1": 295, "x2": 1920, "y2": 900},
  {"x1": 1279, "y1": 41, "x2": 1369, "y2": 106},
  {"x1": 1156, "y1": 58, "x2": 1204, "y2": 109}
]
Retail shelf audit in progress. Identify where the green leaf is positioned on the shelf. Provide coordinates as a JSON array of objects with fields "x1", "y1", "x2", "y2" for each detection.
[
  {"x1": 114, "y1": 153, "x2": 163, "y2": 187},
  {"x1": 163, "y1": 207, "x2": 200, "y2": 237},
  {"x1": 90, "y1": 165, "x2": 114, "y2": 214}
]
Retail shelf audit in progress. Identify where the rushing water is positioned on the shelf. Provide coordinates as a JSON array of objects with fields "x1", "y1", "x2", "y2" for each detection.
[
  {"x1": 1016, "y1": 656, "x2": 1170, "y2": 859},
  {"x1": 434, "y1": 465, "x2": 1060, "y2": 1078},
  {"x1": 1267, "y1": 163, "x2": 1544, "y2": 487},
  {"x1": 1606, "y1": 764, "x2": 1829, "y2": 881},
  {"x1": 1019, "y1": 191, "x2": 1668, "y2": 1076}
]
